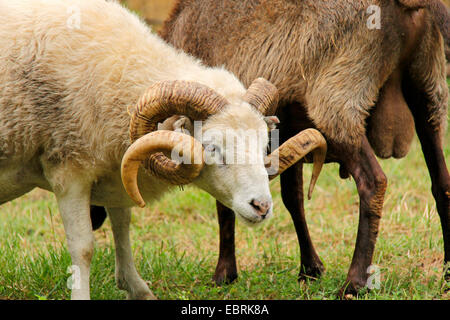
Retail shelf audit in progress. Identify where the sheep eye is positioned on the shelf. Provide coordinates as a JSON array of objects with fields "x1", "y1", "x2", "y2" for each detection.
[
  {"x1": 205, "y1": 143, "x2": 220, "y2": 154},
  {"x1": 204, "y1": 143, "x2": 225, "y2": 165}
]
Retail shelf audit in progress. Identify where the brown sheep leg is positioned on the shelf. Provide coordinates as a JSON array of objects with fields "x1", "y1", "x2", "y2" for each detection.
[
  {"x1": 280, "y1": 162, "x2": 325, "y2": 280},
  {"x1": 404, "y1": 77, "x2": 450, "y2": 283},
  {"x1": 414, "y1": 121, "x2": 450, "y2": 282},
  {"x1": 277, "y1": 102, "x2": 325, "y2": 280},
  {"x1": 338, "y1": 137, "x2": 387, "y2": 298},
  {"x1": 213, "y1": 164, "x2": 325, "y2": 285},
  {"x1": 213, "y1": 201, "x2": 238, "y2": 285}
]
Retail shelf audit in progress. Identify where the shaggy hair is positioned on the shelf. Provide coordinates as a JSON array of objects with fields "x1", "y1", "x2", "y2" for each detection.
[
  {"x1": 161, "y1": 0, "x2": 448, "y2": 150},
  {"x1": 0, "y1": 0, "x2": 262, "y2": 180}
]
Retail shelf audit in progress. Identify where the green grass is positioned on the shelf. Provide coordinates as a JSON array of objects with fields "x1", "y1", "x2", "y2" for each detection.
[{"x1": 0, "y1": 91, "x2": 449, "y2": 300}]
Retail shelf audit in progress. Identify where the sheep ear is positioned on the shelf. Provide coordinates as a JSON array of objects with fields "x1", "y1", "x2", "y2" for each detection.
[
  {"x1": 157, "y1": 116, "x2": 193, "y2": 134},
  {"x1": 173, "y1": 116, "x2": 194, "y2": 135},
  {"x1": 264, "y1": 116, "x2": 280, "y2": 131}
]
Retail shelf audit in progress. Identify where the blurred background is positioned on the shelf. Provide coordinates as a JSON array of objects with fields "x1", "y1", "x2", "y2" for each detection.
[
  {"x1": 122, "y1": 0, "x2": 450, "y2": 29},
  {"x1": 120, "y1": 0, "x2": 176, "y2": 30}
]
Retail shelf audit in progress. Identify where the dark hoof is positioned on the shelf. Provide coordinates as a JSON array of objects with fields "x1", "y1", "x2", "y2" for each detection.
[
  {"x1": 444, "y1": 285, "x2": 450, "y2": 293},
  {"x1": 212, "y1": 273, "x2": 238, "y2": 286},
  {"x1": 338, "y1": 279, "x2": 366, "y2": 300},
  {"x1": 213, "y1": 263, "x2": 238, "y2": 286},
  {"x1": 298, "y1": 262, "x2": 325, "y2": 282},
  {"x1": 90, "y1": 205, "x2": 108, "y2": 231},
  {"x1": 444, "y1": 264, "x2": 450, "y2": 292}
]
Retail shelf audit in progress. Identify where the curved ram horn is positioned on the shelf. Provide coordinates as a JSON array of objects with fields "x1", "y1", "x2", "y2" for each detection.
[
  {"x1": 265, "y1": 128, "x2": 327, "y2": 200},
  {"x1": 129, "y1": 80, "x2": 229, "y2": 142},
  {"x1": 244, "y1": 78, "x2": 279, "y2": 116},
  {"x1": 127, "y1": 80, "x2": 228, "y2": 185},
  {"x1": 121, "y1": 130, "x2": 204, "y2": 207}
]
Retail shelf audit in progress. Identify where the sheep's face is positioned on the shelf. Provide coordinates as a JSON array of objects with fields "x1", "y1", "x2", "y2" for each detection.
[{"x1": 189, "y1": 104, "x2": 276, "y2": 226}]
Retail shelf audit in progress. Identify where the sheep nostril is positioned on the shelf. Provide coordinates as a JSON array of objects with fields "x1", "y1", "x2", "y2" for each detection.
[{"x1": 250, "y1": 199, "x2": 272, "y2": 217}]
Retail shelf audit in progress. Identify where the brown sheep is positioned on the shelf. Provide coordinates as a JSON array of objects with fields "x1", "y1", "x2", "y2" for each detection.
[{"x1": 160, "y1": 0, "x2": 449, "y2": 297}]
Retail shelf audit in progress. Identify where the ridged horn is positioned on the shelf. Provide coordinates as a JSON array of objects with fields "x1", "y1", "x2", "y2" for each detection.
[
  {"x1": 127, "y1": 80, "x2": 229, "y2": 187},
  {"x1": 121, "y1": 130, "x2": 204, "y2": 207},
  {"x1": 129, "y1": 80, "x2": 229, "y2": 142},
  {"x1": 266, "y1": 128, "x2": 327, "y2": 200},
  {"x1": 244, "y1": 78, "x2": 279, "y2": 116}
]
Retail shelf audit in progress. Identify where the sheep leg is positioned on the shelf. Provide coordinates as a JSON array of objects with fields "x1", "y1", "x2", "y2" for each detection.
[
  {"x1": 213, "y1": 164, "x2": 325, "y2": 285},
  {"x1": 338, "y1": 137, "x2": 387, "y2": 298},
  {"x1": 54, "y1": 181, "x2": 95, "y2": 300},
  {"x1": 107, "y1": 207, "x2": 156, "y2": 300},
  {"x1": 413, "y1": 117, "x2": 450, "y2": 282},
  {"x1": 280, "y1": 161, "x2": 325, "y2": 280},
  {"x1": 213, "y1": 201, "x2": 238, "y2": 285},
  {"x1": 403, "y1": 78, "x2": 450, "y2": 283},
  {"x1": 278, "y1": 102, "x2": 325, "y2": 280}
]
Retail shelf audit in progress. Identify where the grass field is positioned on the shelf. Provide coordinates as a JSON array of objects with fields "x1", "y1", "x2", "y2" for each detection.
[{"x1": 0, "y1": 113, "x2": 448, "y2": 300}]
